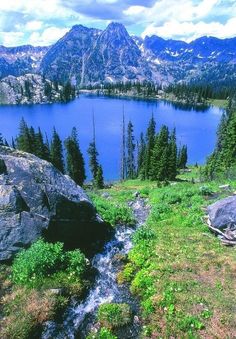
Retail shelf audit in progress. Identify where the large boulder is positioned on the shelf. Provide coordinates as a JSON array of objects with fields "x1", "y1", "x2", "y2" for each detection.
[
  {"x1": 207, "y1": 195, "x2": 236, "y2": 229},
  {"x1": 0, "y1": 146, "x2": 112, "y2": 261}
]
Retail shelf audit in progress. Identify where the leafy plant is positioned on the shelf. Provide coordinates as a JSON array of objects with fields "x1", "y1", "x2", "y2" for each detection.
[
  {"x1": 97, "y1": 303, "x2": 132, "y2": 329},
  {"x1": 90, "y1": 194, "x2": 134, "y2": 226},
  {"x1": 12, "y1": 239, "x2": 87, "y2": 286}
]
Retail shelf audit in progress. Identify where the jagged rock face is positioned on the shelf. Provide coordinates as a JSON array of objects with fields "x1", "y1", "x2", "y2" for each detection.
[
  {"x1": 0, "y1": 45, "x2": 49, "y2": 79},
  {"x1": 0, "y1": 147, "x2": 112, "y2": 261},
  {"x1": 207, "y1": 196, "x2": 236, "y2": 229},
  {"x1": 40, "y1": 23, "x2": 154, "y2": 85},
  {"x1": 0, "y1": 74, "x2": 62, "y2": 104},
  {"x1": 40, "y1": 25, "x2": 101, "y2": 86},
  {"x1": 84, "y1": 22, "x2": 149, "y2": 83}
]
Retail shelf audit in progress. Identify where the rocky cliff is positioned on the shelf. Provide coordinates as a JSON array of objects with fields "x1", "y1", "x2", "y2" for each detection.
[
  {"x1": 0, "y1": 147, "x2": 112, "y2": 261},
  {"x1": 0, "y1": 74, "x2": 67, "y2": 104}
]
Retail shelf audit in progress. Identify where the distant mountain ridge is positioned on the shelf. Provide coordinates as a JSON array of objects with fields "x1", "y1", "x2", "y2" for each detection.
[{"x1": 0, "y1": 22, "x2": 236, "y2": 88}]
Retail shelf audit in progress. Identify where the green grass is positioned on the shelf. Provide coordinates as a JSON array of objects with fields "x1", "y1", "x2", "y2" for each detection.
[
  {"x1": 208, "y1": 98, "x2": 228, "y2": 108},
  {"x1": 108, "y1": 178, "x2": 236, "y2": 338}
]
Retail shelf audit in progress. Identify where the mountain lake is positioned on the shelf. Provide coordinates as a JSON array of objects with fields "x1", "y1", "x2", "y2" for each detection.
[{"x1": 0, "y1": 94, "x2": 223, "y2": 180}]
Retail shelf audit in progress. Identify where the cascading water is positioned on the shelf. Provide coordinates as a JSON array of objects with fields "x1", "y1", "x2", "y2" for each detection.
[{"x1": 42, "y1": 198, "x2": 149, "y2": 339}]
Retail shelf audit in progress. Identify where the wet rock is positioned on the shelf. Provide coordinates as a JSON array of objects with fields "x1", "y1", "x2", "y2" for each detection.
[
  {"x1": 0, "y1": 146, "x2": 113, "y2": 261},
  {"x1": 207, "y1": 195, "x2": 236, "y2": 229}
]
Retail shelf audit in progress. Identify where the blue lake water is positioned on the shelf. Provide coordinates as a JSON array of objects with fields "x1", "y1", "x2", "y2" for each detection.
[{"x1": 0, "y1": 95, "x2": 223, "y2": 180}]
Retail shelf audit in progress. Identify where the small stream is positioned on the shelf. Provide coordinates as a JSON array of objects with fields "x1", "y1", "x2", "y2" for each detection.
[{"x1": 42, "y1": 197, "x2": 149, "y2": 339}]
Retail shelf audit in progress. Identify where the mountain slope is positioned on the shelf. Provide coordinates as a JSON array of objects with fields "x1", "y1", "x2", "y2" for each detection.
[
  {"x1": 40, "y1": 25, "x2": 100, "y2": 85},
  {"x1": 0, "y1": 45, "x2": 49, "y2": 79},
  {"x1": 1, "y1": 23, "x2": 236, "y2": 88}
]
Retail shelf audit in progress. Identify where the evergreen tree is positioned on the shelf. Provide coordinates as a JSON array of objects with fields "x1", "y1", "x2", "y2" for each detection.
[
  {"x1": 168, "y1": 128, "x2": 177, "y2": 180},
  {"x1": 43, "y1": 134, "x2": 51, "y2": 161},
  {"x1": 50, "y1": 127, "x2": 64, "y2": 173},
  {"x1": 34, "y1": 128, "x2": 46, "y2": 159},
  {"x1": 0, "y1": 133, "x2": 4, "y2": 146},
  {"x1": 16, "y1": 118, "x2": 32, "y2": 153},
  {"x1": 95, "y1": 165, "x2": 104, "y2": 189},
  {"x1": 65, "y1": 127, "x2": 86, "y2": 186},
  {"x1": 137, "y1": 132, "x2": 146, "y2": 178},
  {"x1": 126, "y1": 121, "x2": 136, "y2": 179},
  {"x1": 88, "y1": 113, "x2": 99, "y2": 181},
  {"x1": 149, "y1": 125, "x2": 169, "y2": 181},
  {"x1": 144, "y1": 115, "x2": 156, "y2": 179},
  {"x1": 178, "y1": 145, "x2": 188, "y2": 169},
  {"x1": 4, "y1": 139, "x2": 9, "y2": 147}
]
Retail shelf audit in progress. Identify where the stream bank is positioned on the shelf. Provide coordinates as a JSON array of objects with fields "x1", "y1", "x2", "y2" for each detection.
[{"x1": 42, "y1": 197, "x2": 150, "y2": 339}]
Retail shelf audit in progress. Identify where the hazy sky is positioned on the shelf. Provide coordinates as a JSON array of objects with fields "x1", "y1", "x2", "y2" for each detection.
[{"x1": 0, "y1": 0, "x2": 235, "y2": 46}]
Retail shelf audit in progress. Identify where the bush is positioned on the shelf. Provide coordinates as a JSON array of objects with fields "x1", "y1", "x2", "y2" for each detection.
[
  {"x1": 159, "y1": 191, "x2": 182, "y2": 204},
  {"x1": 132, "y1": 226, "x2": 155, "y2": 244},
  {"x1": 90, "y1": 195, "x2": 134, "y2": 226},
  {"x1": 199, "y1": 186, "x2": 213, "y2": 196},
  {"x1": 12, "y1": 239, "x2": 86, "y2": 286},
  {"x1": 97, "y1": 303, "x2": 132, "y2": 329}
]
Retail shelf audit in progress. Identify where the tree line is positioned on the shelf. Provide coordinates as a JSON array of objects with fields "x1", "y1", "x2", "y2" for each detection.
[
  {"x1": 83, "y1": 81, "x2": 162, "y2": 97},
  {"x1": 1, "y1": 118, "x2": 104, "y2": 188},
  {"x1": 166, "y1": 83, "x2": 236, "y2": 103},
  {"x1": 122, "y1": 115, "x2": 188, "y2": 182},
  {"x1": 205, "y1": 96, "x2": 236, "y2": 179},
  {"x1": 0, "y1": 114, "x2": 188, "y2": 186}
]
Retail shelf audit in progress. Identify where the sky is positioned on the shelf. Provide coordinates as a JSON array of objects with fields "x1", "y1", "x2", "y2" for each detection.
[{"x1": 0, "y1": 0, "x2": 236, "y2": 46}]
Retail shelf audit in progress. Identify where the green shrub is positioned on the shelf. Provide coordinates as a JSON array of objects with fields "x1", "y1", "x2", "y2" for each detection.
[
  {"x1": 159, "y1": 191, "x2": 182, "y2": 204},
  {"x1": 90, "y1": 195, "x2": 134, "y2": 226},
  {"x1": 132, "y1": 226, "x2": 155, "y2": 244},
  {"x1": 97, "y1": 303, "x2": 132, "y2": 329},
  {"x1": 199, "y1": 186, "x2": 213, "y2": 196},
  {"x1": 12, "y1": 239, "x2": 86, "y2": 286}
]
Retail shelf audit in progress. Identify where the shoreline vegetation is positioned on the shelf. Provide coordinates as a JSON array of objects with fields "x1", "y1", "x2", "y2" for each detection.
[{"x1": 79, "y1": 88, "x2": 228, "y2": 109}]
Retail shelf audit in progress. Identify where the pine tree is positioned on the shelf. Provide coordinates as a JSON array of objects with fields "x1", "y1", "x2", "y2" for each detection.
[
  {"x1": 34, "y1": 128, "x2": 46, "y2": 159},
  {"x1": 168, "y1": 128, "x2": 177, "y2": 180},
  {"x1": 43, "y1": 134, "x2": 51, "y2": 161},
  {"x1": 50, "y1": 127, "x2": 64, "y2": 173},
  {"x1": 178, "y1": 145, "x2": 188, "y2": 169},
  {"x1": 88, "y1": 113, "x2": 99, "y2": 181},
  {"x1": 137, "y1": 132, "x2": 146, "y2": 178},
  {"x1": 16, "y1": 118, "x2": 32, "y2": 153},
  {"x1": 149, "y1": 125, "x2": 169, "y2": 181},
  {"x1": 65, "y1": 127, "x2": 86, "y2": 186},
  {"x1": 126, "y1": 121, "x2": 136, "y2": 179},
  {"x1": 95, "y1": 165, "x2": 104, "y2": 189},
  {"x1": 144, "y1": 115, "x2": 156, "y2": 179},
  {"x1": 0, "y1": 133, "x2": 4, "y2": 146}
]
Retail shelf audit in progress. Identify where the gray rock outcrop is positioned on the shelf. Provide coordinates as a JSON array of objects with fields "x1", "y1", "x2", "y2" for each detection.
[
  {"x1": 207, "y1": 195, "x2": 236, "y2": 229},
  {"x1": 0, "y1": 74, "x2": 64, "y2": 105},
  {"x1": 0, "y1": 146, "x2": 112, "y2": 261}
]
